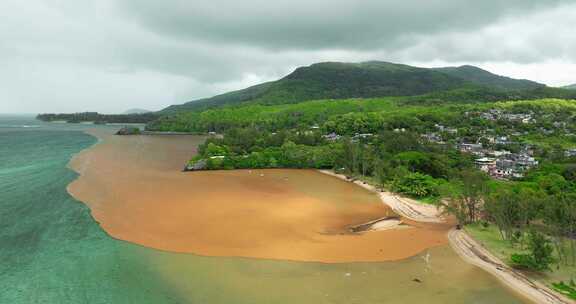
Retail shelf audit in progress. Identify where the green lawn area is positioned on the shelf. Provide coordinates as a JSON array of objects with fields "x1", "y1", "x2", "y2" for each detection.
[{"x1": 465, "y1": 223, "x2": 576, "y2": 294}]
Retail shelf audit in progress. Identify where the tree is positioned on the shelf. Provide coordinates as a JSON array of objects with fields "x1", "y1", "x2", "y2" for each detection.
[
  {"x1": 440, "y1": 196, "x2": 468, "y2": 227},
  {"x1": 204, "y1": 143, "x2": 228, "y2": 157},
  {"x1": 510, "y1": 230, "x2": 554, "y2": 271},
  {"x1": 442, "y1": 170, "x2": 488, "y2": 225},
  {"x1": 391, "y1": 172, "x2": 439, "y2": 198},
  {"x1": 460, "y1": 170, "x2": 488, "y2": 223},
  {"x1": 485, "y1": 188, "x2": 522, "y2": 242},
  {"x1": 529, "y1": 230, "x2": 555, "y2": 271}
]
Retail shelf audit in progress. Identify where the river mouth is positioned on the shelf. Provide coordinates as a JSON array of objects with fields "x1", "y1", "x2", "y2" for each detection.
[{"x1": 67, "y1": 129, "x2": 449, "y2": 263}]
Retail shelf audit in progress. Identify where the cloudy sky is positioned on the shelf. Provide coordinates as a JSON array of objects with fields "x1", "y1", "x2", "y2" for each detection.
[{"x1": 2, "y1": 0, "x2": 576, "y2": 114}]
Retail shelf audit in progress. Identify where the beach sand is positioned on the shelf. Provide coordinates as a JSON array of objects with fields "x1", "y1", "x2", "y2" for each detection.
[{"x1": 68, "y1": 129, "x2": 449, "y2": 263}]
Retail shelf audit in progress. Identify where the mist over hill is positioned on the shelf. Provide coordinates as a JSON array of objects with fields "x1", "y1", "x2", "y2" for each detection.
[{"x1": 123, "y1": 108, "x2": 151, "y2": 115}]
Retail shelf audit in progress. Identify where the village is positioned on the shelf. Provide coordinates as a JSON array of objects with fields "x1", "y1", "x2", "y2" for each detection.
[
  {"x1": 320, "y1": 107, "x2": 576, "y2": 180},
  {"x1": 421, "y1": 108, "x2": 575, "y2": 179}
]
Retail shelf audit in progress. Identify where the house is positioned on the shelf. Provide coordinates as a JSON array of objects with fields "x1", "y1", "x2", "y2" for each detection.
[
  {"x1": 495, "y1": 136, "x2": 509, "y2": 145},
  {"x1": 353, "y1": 133, "x2": 374, "y2": 139},
  {"x1": 459, "y1": 143, "x2": 483, "y2": 153},
  {"x1": 475, "y1": 157, "x2": 496, "y2": 173},
  {"x1": 421, "y1": 133, "x2": 443, "y2": 143},
  {"x1": 565, "y1": 149, "x2": 576, "y2": 158},
  {"x1": 489, "y1": 167, "x2": 514, "y2": 179},
  {"x1": 323, "y1": 132, "x2": 341, "y2": 141},
  {"x1": 446, "y1": 128, "x2": 458, "y2": 134},
  {"x1": 487, "y1": 150, "x2": 511, "y2": 158}
]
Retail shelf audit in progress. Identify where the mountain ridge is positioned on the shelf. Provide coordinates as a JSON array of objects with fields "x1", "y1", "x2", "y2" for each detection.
[{"x1": 160, "y1": 61, "x2": 546, "y2": 114}]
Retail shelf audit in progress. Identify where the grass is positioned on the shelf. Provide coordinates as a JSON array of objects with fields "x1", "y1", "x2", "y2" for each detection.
[
  {"x1": 465, "y1": 223, "x2": 529, "y2": 260},
  {"x1": 521, "y1": 133, "x2": 576, "y2": 149},
  {"x1": 551, "y1": 281, "x2": 576, "y2": 300},
  {"x1": 465, "y1": 223, "x2": 576, "y2": 290}
]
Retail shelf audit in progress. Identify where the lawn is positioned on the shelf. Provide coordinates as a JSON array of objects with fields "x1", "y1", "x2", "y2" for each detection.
[{"x1": 465, "y1": 223, "x2": 576, "y2": 296}]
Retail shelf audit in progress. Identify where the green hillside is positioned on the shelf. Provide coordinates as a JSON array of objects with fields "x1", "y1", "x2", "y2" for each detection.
[
  {"x1": 563, "y1": 84, "x2": 576, "y2": 90},
  {"x1": 160, "y1": 61, "x2": 546, "y2": 113},
  {"x1": 433, "y1": 65, "x2": 544, "y2": 91}
]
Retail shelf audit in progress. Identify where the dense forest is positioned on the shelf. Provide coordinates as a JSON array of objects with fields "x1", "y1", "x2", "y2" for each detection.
[{"x1": 160, "y1": 61, "x2": 555, "y2": 113}]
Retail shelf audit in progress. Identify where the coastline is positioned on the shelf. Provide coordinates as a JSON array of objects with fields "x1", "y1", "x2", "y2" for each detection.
[
  {"x1": 317, "y1": 169, "x2": 570, "y2": 304},
  {"x1": 449, "y1": 229, "x2": 571, "y2": 304},
  {"x1": 65, "y1": 129, "x2": 448, "y2": 263},
  {"x1": 65, "y1": 129, "x2": 568, "y2": 302},
  {"x1": 317, "y1": 170, "x2": 444, "y2": 223}
]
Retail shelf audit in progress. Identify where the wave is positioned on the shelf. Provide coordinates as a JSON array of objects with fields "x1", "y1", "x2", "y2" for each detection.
[{"x1": 0, "y1": 125, "x2": 41, "y2": 128}]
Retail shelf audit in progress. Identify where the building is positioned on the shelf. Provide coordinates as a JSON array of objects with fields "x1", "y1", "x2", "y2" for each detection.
[
  {"x1": 475, "y1": 157, "x2": 496, "y2": 173},
  {"x1": 459, "y1": 143, "x2": 483, "y2": 153},
  {"x1": 565, "y1": 149, "x2": 576, "y2": 158},
  {"x1": 323, "y1": 132, "x2": 341, "y2": 141}
]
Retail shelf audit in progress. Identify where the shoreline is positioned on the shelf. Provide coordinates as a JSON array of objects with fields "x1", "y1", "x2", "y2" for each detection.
[
  {"x1": 317, "y1": 170, "x2": 444, "y2": 223},
  {"x1": 317, "y1": 169, "x2": 570, "y2": 304},
  {"x1": 66, "y1": 130, "x2": 568, "y2": 302},
  {"x1": 65, "y1": 130, "x2": 448, "y2": 263},
  {"x1": 449, "y1": 229, "x2": 571, "y2": 304}
]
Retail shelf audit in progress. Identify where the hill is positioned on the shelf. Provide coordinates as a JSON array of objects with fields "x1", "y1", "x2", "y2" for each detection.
[
  {"x1": 563, "y1": 84, "x2": 576, "y2": 90},
  {"x1": 160, "y1": 61, "x2": 546, "y2": 113},
  {"x1": 123, "y1": 108, "x2": 151, "y2": 114},
  {"x1": 432, "y1": 65, "x2": 543, "y2": 91}
]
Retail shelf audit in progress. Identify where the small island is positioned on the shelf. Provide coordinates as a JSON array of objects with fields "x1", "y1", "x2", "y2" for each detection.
[
  {"x1": 36, "y1": 112, "x2": 158, "y2": 124},
  {"x1": 115, "y1": 126, "x2": 142, "y2": 135}
]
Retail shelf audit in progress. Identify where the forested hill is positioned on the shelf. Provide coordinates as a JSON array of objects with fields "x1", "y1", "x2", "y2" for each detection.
[
  {"x1": 432, "y1": 65, "x2": 543, "y2": 91},
  {"x1": 563, "y1": 84, "x2": 576, "y2": 90},
  {"x1": 161, "y1": 61, "x2": 546, "y2": 114}
]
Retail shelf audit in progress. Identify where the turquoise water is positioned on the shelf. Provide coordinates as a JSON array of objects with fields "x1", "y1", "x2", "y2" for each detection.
[
  {"x1": 0, "y1": 116, "x2": 527, "y2": 303},
  {"x1": 0, "y1": 117, "x2": 180, "y2": 303}
]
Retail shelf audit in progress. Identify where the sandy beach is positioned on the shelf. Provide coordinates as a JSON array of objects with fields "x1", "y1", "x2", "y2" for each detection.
[
  {"x1": 317, "y1": 170, "x2": 445, "y2": 223},
  {"x1": 317, "y1": 171, "x2": 571, "y2": 304},
  {"x1": 67, "y1": 129, "x2": 449, "y2": 263},
  {"x1": 449, "y1": 229, "x2": 571, "y2": 304}
]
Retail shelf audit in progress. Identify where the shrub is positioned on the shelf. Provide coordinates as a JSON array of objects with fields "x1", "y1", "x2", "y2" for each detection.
[
  {"x1": 510, "y1": 230, "x2": 554, "y2": 271},
  {"x1": 391, "y1": 172, "x2": 440, "y2": 198}
]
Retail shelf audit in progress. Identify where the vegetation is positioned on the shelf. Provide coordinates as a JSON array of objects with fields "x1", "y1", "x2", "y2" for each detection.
[
  {"x1": 551, "y1": 281, "x2": 576, "y2": 300},
  {"x1": 187, "y1": 127, "x2": 473, "y2": 203},
  {"x1": 37, "y1": 112, "x2": 158, "y2": 124},
  {"x1": 171, "y1": 97, "x2": 576, "y2": 292},
  {"x1": 160, "y1": 61, "x2": 556, "y2": 113},
  {"x1": 146, "y1": 62, "x2": 576, "y2": 294},
  {"x1": 116, "y1": 126, "x2": 142, "y2": 135}
]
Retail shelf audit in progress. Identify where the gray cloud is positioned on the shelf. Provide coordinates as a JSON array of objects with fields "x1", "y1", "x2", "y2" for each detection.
[
  {"x1": 117, "y1": 0, "x2": 569, "y2": 50},
  {"x1": 1, "y1": 0, "x2": 575, "y2": 114}
]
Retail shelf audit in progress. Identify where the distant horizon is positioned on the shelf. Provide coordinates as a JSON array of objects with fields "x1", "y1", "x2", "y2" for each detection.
[
  {"x1": 2, "y1": 1, "x2": 576, "y2": 113},
  {"x1": 1, "y1": 59, "x2": 574, "y2": 115}
]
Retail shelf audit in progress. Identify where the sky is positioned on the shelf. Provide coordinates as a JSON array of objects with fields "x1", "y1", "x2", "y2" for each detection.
[{"x1": 1, "y1": 0, "x2": 576, "y2": 114}]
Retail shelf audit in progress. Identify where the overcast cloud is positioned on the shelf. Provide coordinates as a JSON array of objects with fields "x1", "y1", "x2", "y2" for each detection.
[{"x1": 1, "y1": 0, "x2": 575, "y2": 114}]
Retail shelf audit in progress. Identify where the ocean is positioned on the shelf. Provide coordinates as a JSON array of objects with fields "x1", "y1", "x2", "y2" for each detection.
[
  {"x1": 0, "y1": 116, "x2": 180, "y2": 303},
  {"x1": 0, "y1": 116, "x2": 527, "y2": 304}
]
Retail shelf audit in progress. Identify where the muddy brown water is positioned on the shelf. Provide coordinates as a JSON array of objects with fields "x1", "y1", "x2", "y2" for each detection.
[{"x1": 67, "y1": 129, "x2": 530, "y2": 303}]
